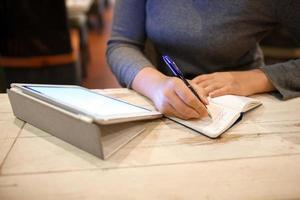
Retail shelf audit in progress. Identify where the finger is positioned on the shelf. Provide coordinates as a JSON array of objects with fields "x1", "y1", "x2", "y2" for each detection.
[
  {"x1": 196, "y1": 80, "x2": 214, "y2": 89},
  {"x1": 192, "y1": 74, "x2": 212, "y2": 84},
  {"x1": 191, "y1": 83, "x2": 208, "y2": 104},
  {"x1": 159, "y1": 101, "x2": 187, "y2": 119},
  {"x1": 174, "y1": 81, "x2": 208, "y2": 118},
  {"x1": 209, "y1": 87, "x2": 230, "y2": 97},
  {"x1": 167, "y1": 91, "x2": 202, "y2": 119},
  {"x1": 190, "y1": 84, "x2": 209, "y2": 117},
  {"x1": 204, "y1": 83, "x2": 223, "y2": 94}
]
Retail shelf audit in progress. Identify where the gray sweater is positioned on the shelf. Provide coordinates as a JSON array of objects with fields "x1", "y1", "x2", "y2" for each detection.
[{"x1": 107, "y1": 0, "x2": 300, "y2": 100}]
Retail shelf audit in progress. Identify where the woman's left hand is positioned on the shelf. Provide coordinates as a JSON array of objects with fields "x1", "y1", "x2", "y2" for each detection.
[{"x1": 192, "y1": 69, "x2": 275, "y2": 97}]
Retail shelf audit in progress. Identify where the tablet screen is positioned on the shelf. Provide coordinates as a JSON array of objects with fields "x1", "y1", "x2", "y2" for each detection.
[{"x1": 24, "y1": 86, "x2": 149, "y2": 118}]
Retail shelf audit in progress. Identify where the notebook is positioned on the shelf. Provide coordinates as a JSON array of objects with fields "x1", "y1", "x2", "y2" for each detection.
[{"x1": 168, "y1": 95, "x2": 262, "y2": 138}]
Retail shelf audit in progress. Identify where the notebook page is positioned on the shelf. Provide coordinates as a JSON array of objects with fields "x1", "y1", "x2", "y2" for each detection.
[
  {"x1": 168, "y1": 103, "x2": 240, "y2": 138},
  {"x1": 210, "y1": 95, "x2": 261, "y2": 112}
]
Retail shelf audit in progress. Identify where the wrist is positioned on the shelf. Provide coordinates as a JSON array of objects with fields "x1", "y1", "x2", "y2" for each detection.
[
  {"x1": 132, "y1": 67, "x2": 168, "y2": 100},
  {"x1": 249, "y1": 69, "x2": 275, "y2": 94}
]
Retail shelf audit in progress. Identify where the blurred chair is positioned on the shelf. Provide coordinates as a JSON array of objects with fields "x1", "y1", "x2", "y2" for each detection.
[
  {"x1": 68, "y1": 14, "x2": 90, "y2": 79},
  {"x1": 87, "y1": 0, "x2": 107, "y2": 33},
  {"x1": 67, "y1": 0, "x2": 110, "y2": 79},
  {"x1": 0, "y1": 0, "x2": 81, "y2": 92},
  {"x1": 66, "y1": 0, "x2": 95, "y2": 79}
]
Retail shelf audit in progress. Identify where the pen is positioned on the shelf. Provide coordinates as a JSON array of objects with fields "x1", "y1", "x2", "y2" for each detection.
[{"x1": 162, "y1": 55, "x2": 212, "y2": 119}]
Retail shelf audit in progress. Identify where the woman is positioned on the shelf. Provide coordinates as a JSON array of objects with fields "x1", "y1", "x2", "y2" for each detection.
[{"x1": 107, "y1": 0, "x2": 300, "y2": 119}]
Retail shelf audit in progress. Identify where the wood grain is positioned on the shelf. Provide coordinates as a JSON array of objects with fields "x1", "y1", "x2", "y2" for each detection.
[{"x1": 0, "y1": 89, "x2": 300, "y2": 200}]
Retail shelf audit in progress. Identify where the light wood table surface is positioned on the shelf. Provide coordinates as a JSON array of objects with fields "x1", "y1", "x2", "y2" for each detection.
[{"x1": 0, "y1": 89, "x2": 300, "y2": 200}]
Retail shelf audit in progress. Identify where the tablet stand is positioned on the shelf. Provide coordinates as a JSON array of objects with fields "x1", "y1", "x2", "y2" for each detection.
[{"x1": 7, "y1": 89, "x2": 147, "y2": 159}]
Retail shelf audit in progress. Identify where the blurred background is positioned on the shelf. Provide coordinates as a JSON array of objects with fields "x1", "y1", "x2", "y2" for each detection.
[
  {"x1": 0, "y1": 0, "x2": 299, "y2": 93},
  {"x1": 0, "y1": 0, "x2": 120, "y2": 92}
]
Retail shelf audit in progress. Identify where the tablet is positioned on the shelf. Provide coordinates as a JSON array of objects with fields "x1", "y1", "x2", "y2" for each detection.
[{"x1": 11, "y1": 84, "x2": 162, "y2": 124}]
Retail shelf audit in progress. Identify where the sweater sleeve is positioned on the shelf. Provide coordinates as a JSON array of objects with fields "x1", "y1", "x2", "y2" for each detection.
[
  {"x1": 106, "y1": 0, "x2": 152, "y2": 87},
  {"x1": 261, "y1": 0, "x2": 300, "y2": 100}
]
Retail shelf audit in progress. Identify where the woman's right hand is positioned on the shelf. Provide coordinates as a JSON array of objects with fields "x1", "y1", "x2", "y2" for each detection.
[{"x1": 132, "y1": 67, "x2": 209, "y2": 120}]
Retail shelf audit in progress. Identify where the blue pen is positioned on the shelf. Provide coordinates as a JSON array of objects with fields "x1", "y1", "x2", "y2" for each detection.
[{"x1": 162, "y1": 55, "x2": 212, "y2": 118}]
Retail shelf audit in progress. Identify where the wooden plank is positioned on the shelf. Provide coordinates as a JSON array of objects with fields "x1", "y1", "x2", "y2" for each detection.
[
  {"x1": 242, "y1": 100, "x2": 300, "y2": 123},
  {"x1": 0, "y1": 155, "x2": 299, "y2": 200},
  {"x1": 1, "y1": 89, "x2": 300, "y2": 200},
  {"x1": 0, "y1": 115, "x2": 23, "y2": 168},
  {"x1": 0, "y1": 94, "x2": 24, "y2": 168},
  {"x1": 18, "y1": 123, "x2": 52, "y2": 138},
  {"x1": 1, "y1": 90, "x2": 300, "y2": 175},
  {"x1": 0, "y1": 94, "x2": 17, "y2": 122},
  {"x1": 0, "y1": 134, "x2": 108, "y2": 175},
  {"x1": 0, "y1": 139, "x2": 17, "y2": 167},
  {"x1": 0, "y1": 94, "x2": 13, "y2": 113},
  {"x1": 1, "y1": 121, "x2": 300, "y2": 175},
  {"x1": 0, "y1": 119, "x2": 24, "y2": 140},
  {"x1": 0, "y1": 113, "x2": 15, "y2": 122}
]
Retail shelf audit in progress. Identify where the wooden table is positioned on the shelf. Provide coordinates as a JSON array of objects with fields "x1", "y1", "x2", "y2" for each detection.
[{"x1": 0, "y1": 89, "x2": 300, "y2": 199}]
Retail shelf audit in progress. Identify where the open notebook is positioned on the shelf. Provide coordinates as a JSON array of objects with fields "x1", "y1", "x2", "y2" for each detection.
[{"x1": 168, "y1": 95, "x2": 262, "y2": 138}]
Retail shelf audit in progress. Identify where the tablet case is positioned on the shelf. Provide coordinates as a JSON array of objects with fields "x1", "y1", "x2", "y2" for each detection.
[{"x1": 7, "y1": 88, "x2": 147, "y2": 159}]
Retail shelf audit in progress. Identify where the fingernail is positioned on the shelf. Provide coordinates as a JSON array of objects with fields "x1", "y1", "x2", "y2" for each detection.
[
  {"x1": 207, "y1": 96, "x2": 211, "y2": 105},
  {"x1": 202, "y1": 96, "x2": 208, "y2": 104}
]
